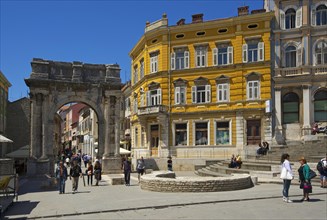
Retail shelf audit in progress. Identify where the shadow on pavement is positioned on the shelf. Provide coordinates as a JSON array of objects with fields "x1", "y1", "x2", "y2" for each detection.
[
  {"x1": 3, "y1": 200, "x2": 38, "y2": 217},
  {"x1": 292, "y1": 198, "x2": 323, "y2": 203},
  {"x1": 18, "y1": 177, "x2": 57, "y2": 196}
]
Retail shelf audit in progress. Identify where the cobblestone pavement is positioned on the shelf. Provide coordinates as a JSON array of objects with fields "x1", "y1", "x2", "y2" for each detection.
[{"x1": 3, "y1": 172, "x2": 327, "y2": 220}]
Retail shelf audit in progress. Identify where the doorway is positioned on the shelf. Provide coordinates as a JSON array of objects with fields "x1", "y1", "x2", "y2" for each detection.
[
  {"x1": 247, "y1": 119, "x2": 261, "y2": 145},
  {"x1": 150, "y1": 124, "x2": 159, "y2": 157}
]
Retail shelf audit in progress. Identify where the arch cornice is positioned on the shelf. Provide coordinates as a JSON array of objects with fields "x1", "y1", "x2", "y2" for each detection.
[
  {"x1": 47, "y1": 96, "x2": 104, "y2": 122},
  {"x1": 313, "y1": 1, "x2": 327, "y2": 9}
]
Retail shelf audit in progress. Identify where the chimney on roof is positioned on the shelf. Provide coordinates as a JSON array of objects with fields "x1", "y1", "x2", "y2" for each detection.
[
  {"x1": 238, "y1": 6, "x2": 249, "y2": 16},
  {"x1": 192, "y1": 14, "x2": 203, "y2": 23},
  {"x1": 177, "y1": 18, "x2": 185, "y2": 25},
  {"x1": 251, "y1": 9, "x2": 266, "y2": 14}
]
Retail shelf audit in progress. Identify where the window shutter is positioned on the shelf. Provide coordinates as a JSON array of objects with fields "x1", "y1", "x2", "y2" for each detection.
[
  {"x1": 216, "y1": 84, "x2": 220, "y2": 102},
  {"x1": 247, "y1": 81, "x2": 251, "y2": 100},
  {"x1": 205, "y1": 49, "x2": 208, "y2": 67},
  {"x1": 242, "y1": 44, "x2": 248, "y2": 63},
  {"x1": 184, "y1": 51, "x2": 189, "y2": 69},
  {"x1": 311, "y1": 8, "x2": 316, "y2": 26},
  {"x1": 213, "y1": 48, "x2": 218, "y2": 66},
  {"x1": 171, "y1": 52, "x2": 175, "y2": 70},
  {"x1": 297, "y1": 47, "x2": 302, "y2": 67},
  {"x1": 175, "y1": 87, "x2": 180, "y2": 104},
  {"x1": 146, "y1": 91, "x2": 150, "y2": 106},
  {"x1": 192, "y1": 86, "x2": 196, "y2": 103},
  {"x1": 280, "y1": 10, "x2": 285, "y2": 29},
  {"x1": 226, "y1": 83, "x2": 230, "y2": 101},
  {"x1": 296, "y1": 7, "x2": 302, "y2": 28},
  {"x1": 227, "y1": 46, "x2": 233, "y2": 64},
  {"x1": 205, "y1": 85, "x2": 211, "y2": 103},
  {"x1": 258, "y1": 42, "x2": 264, "y2": 61},
  {"x1": 157, "y1": 88, "x2": 162, "y2": 105}
]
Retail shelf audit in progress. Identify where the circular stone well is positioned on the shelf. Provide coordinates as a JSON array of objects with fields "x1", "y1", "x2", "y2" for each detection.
[{"x1": 140, "y1": 171, "x2": 254, "y2": 192}]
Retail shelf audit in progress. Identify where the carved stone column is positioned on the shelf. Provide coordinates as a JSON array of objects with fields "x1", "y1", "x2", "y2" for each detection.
[
  {"x1": 274, "y1": 87, "x2": 285, "y2": 144},
  {"x1": 102, "y1": 95, "x2": 121, "y2": 174},
  {"x1": 114, "y1": 95, "x2": 121, "y2": 157},
  {"x1": 103, "y1": 97, "x2": 110, "y2": 158},
  {"x1": 30, "y1": 93, "x2": 43, "y2": 159},
  {"x1": 40, "y1": 93, "x2": 49, "y2": 161},
  {"x1": 302, "y1": 85, "x2": 312, "y2": 135}
]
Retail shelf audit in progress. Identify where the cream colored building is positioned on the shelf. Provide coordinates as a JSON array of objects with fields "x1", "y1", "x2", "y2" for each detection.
[{"x1": 267, "y1": 0, "x2": 327, "y2": 142}]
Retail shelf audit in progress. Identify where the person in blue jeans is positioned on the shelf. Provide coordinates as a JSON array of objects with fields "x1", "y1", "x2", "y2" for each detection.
[
  {"x1": 55, "y1": 161, "x2": 68, "y2": 194},
  {"x1": 280, "y1": 153, "x2": 294, "y2": 203}
]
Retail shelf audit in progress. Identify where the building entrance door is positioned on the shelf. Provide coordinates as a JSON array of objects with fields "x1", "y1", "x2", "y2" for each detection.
[
  {"x1": 150, "y1": 124, "x2": 159, "y2": 157},
  {"x1": 247, "y1": 119, "x2": 261, "y2": 145}
]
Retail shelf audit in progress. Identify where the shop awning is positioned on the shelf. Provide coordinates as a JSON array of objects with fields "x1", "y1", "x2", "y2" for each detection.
[
  {"x1": 6, "y1": 145, "x2": 29, "y2": 158},
  {"x1": 0, "y1": 134, "x2": 13, "y2": 143},
  {"x1": 120, "y1": 147, "x2": 131, "y2": 155}
]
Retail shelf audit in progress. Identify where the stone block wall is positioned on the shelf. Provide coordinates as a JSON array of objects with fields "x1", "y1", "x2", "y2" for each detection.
[
  {"x1": 6, "y1": 97, "x2": 30, "y2": 152},
  {"x1": 140, "y1": 172, "x2": 253, "y2": 192}
]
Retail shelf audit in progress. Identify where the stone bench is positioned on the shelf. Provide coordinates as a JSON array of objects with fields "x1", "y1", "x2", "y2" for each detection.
[
  {"x1": 200, "y1": 164, "x2": 280, "y2": 179},
  {"x1": 140, "y1": 171, "x2": 254, "y2": 192},
  {"x1": 103, "y1": 174, "x2": 125, "y2": 185}
]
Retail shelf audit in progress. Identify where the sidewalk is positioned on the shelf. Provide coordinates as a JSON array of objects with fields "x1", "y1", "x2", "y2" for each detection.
[{"x1": 3, "y1": 171, "x2": 327, "y2": 219}]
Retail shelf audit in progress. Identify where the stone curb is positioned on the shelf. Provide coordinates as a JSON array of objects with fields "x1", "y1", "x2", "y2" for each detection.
[{"x1": 24, "y1": 192, "x2": 327, "y2": 219}]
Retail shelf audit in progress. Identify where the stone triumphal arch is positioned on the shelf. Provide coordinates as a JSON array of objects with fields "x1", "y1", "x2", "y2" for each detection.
[{"x1": 25, "y1": 58, "x2": 122, "y2": 176}]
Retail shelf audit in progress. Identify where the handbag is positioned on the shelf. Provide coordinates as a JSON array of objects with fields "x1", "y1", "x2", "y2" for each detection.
[
  {"x1": 280, "y1": 166, "x2": 293, "y2": 180},
  {"x1": 303, "y1": 182, "x2": 312, "y2": 190},
  {"x1": 309, "y1": 169, "x2": 317, "y2": 180}
]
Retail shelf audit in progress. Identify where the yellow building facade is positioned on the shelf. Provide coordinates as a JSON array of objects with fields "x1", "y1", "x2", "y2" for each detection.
[{"x1": 129, "y1": 8, "x2": 274, "y2": 159}]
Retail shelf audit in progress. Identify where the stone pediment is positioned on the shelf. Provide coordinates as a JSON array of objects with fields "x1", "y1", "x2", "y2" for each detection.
[
  {"x1": 148, "y1": 81, "x2": 160, "y2": 90},
  {"x1": 194, "y1": 77, "x2": 209, "y2": 85},
  {"x1": 245, "y1": 72, "x2": 261, "y2": 81},
  {"x1": 173, "y1": 78, "x2": 188, "y2": 87},
  {"x1": 215, "y1": 75, "x2": 230, "y2": 83}
]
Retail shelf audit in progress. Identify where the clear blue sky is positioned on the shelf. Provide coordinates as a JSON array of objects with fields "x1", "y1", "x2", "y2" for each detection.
[{"x1": 1, "y1": 0, "x2": 263, "y2": 101}]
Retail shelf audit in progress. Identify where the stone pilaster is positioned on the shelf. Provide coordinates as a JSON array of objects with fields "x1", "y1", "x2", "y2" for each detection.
[
  {"x1": 273, "y1": 87, "x2": 285, "y2": 144},
  {"x1": 72, "y1": 62, "x2": 83, "y2": 82},
  {"x1": 102, "y1": 95, "x2": 121, "y2": 174},
  {"x1": 236, "y1": 111, "x2": 244, "y2": 148},
  {"x1": 157, "y1": 114, "x2": 169, "y2": 157}
]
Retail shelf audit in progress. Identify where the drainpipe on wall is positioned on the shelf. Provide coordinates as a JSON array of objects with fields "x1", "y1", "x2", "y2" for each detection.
[{"x1": 167, "y1": 27, "x2": 172, "y2": 157}]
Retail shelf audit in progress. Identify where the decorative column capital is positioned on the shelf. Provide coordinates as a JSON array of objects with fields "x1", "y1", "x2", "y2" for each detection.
[{"x1": 302, "y1": 84, "x2": 311, "y2": 90}]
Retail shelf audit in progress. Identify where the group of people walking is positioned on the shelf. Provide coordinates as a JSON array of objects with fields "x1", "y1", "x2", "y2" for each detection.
[
  {"x1": 280, "y1": 153, "x2": 327, "y2": 203},
  {"x1": 55, "y1": 157, "x2": 102, "y2": 194}
]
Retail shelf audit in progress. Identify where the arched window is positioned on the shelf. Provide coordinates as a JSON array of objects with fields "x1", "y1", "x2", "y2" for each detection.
[
  {"x1": 282, "y1": 92, "x2": 299, "y2": 124},
  {"x1": 317, "y1": 4, "x2": 327, "y2": 26},
  {"x1": 285, "y1": 8, "x2": 296, "y2": 29},
  {"x1": 285, "y1": 46, "x2": 297, "y2": 67},
  {"x1": 314, "y1": 40, "x2": 327, "y2": 65},
  {"x1": 314, "y1": 90, "x2": 327, "y2": 122}
]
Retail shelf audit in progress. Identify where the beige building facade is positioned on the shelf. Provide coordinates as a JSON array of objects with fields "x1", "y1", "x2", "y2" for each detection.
[{"x1": 268, "y1": 0, "x2": 327, "y2": 143}]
